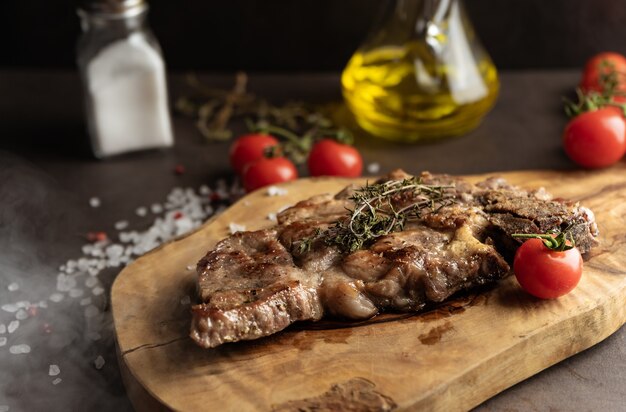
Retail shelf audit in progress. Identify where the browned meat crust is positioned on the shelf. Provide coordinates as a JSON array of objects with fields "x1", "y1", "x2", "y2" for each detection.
[{"x1": 191, "y1": 171, "x2": 598, "y2": 348}]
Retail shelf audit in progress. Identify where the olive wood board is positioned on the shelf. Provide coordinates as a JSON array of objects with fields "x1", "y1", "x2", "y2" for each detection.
[{"x1": 112, "y1": 165, "x2": 626, "y2": 412}]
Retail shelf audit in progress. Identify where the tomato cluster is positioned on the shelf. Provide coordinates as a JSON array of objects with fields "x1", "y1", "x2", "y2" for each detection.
[
  {"x1": 229, "y1": 133, "x2": 363, "y2": 192},
  {"x1": 563, "y1": 52, "x2": 626, "y2": 168}
]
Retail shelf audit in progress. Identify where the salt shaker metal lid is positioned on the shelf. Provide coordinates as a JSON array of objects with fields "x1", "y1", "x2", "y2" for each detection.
[{"x1": 78, "y1": 0, "x2": 147, "y2": 17}]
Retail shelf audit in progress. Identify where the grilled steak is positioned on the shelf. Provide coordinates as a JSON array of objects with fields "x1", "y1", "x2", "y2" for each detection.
[{"x1": 191, "y1": 171, "x2": 598, "y2": 348}]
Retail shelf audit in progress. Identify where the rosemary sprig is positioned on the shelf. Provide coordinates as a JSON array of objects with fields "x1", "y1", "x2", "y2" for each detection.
[{"x1": 296, "y1": 177, "x2": 456, "y2": 254}]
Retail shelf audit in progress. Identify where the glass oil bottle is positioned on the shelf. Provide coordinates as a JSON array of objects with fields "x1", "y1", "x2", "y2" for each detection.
[{"x1": 342, "y1": 0, "x2": 499, "y2": 142}]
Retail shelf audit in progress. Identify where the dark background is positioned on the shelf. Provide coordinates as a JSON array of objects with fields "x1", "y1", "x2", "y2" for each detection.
[{"x1": 2, "y1": 0, "x2": 626, "y2": 71}]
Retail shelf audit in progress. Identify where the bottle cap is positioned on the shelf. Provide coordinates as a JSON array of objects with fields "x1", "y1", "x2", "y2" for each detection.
[{"x1": 78, "y1": 0, "x2": 147, "y2": 17}]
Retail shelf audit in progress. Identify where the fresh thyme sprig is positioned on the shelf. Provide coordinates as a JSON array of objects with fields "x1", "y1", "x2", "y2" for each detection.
[{"x1": 296, "y1": 177, "x2": 456, "y2": 254}]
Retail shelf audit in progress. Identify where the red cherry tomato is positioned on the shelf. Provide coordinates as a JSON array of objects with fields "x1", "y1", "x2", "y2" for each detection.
[
  {"x1": 563, "y1": 106, "x2": 626, "y2": 168},
  {"x1": 580, "y1": 52, "x2": 626, "y2": 101},
  {"x1": 229, "y1": 133, "x2": 279, "y2": 175},
  {"x1": 242, "y1": 157, "x2": 298, "y2": 192},
  {"x1": 513, "y1": 238, "x2": 583, "y2": 299},
  {"x1": 307, "y1": 139, "x2": 363, "y2": 177}
]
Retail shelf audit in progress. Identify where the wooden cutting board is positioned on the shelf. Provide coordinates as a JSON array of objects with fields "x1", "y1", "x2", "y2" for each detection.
[{"x1": 111, "y1": 165, "x2": 626, "y2": 412}]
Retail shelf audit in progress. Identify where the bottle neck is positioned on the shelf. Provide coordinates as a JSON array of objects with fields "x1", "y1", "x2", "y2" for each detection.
[{"x1": 391, "y1": 0, "x2": 457, "y2": 29}]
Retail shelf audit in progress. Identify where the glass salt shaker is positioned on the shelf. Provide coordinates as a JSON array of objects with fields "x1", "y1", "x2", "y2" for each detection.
[{"x1": 77, "y1": 0, "x2": 173, "y2": 158}]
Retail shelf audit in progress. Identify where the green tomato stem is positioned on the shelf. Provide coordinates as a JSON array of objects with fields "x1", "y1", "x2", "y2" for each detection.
[{"x1": 511, "y1": 232, "x2": 575, "y2": 252}]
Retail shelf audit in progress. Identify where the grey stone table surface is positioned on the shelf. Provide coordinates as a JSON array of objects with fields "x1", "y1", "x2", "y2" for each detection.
[{"x1": 0, "y1": 69, "x2": 624, "y2": 411}]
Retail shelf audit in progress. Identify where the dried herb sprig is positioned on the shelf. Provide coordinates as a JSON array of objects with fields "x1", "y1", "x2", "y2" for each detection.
[
  {"x1": 249, "y1": 120, "x2": 354, "y2": 165},
  {"x1": 297, "y1": 177, "x2": 456, "y2": 254},
  {"x1": 176, "y1": 72, "x2": 336, "y2": 142}
]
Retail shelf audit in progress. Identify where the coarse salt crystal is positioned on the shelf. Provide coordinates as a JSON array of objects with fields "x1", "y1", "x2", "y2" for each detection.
[
  {"x1": 199, "y1": 185, "x2": 210, "y2": 195},
  {"x1": 94, "y1": 355, "x2": 105, "y2": 370},
  {"x1": 89, "y1": 197, "x2": 101, "y2": 208},
  {"x1": 267, "y1": 213, "x2": 277, "y2": 222},
  {"x1": 7, "y1": 282, "x2": 19, "y2": 292},
  {"x1": 49, "y1": 364, "x2": 61, "y2": 376},
  {"x1": 52, "y1": 378, "x2": 62, "y2": 385},
  {"x1": 267, "y1": 186, "x2": 288, "y2": 196},
  {"x1": 8, "y1": 321, "x2": 19, "y2": 334},
  {"x1": 82, "y1": 244, "x2": 94, "y2": 255},
  {"x1": 1, "y1": 304, "x2": 18, "y2": 313},
  {"x1": 0, "y1": 337, "x2": 6, "y2": 347},
  {"x1": 228, "y1": 223, "x2": 246, "y2": 234},
  {"x1": 114, "y1": 220, "x2": 129, "y2": 230},
  {"x1": 180, "y1": 296, "x2": 191, "y2": 305},
  {"x1": 85, "y1": 277, "x2": 98, "y2": 288},
  {"x1": 15, "y1": 309, "x2": 28, "y2": 321},
  {"x1": 80, "y1": 297, "x2": 92, "y2": 306},
  {"x1": 0, "y1": 324, "x2": 5, "y2": 334},
  {"x1": 69, "y1": 289, "x2": 84, "y2": 298},
  {"x1": 136, "y1": 207, "x2": 148, "y2": 217},
  {"x1": 9, "y1": 344, "x2": 30, "y2": 354},
  {"x1": 49, "y1": 293, "x2": 64, "y2": 303},
  {"x1": 106, "y1": 244, "x2": 124, "y2": 258},
  {"x1": 57, "y1": 273, "x2": 77, "y2": 292},
  {"x1": 92, "y1": 286, "x2": 104, "y2": 296},
  {"x1": 174, "y1": 216, "x2": 193, "y2": 235},
  {"x1": 367, "y1": 162, "x2": 381, "y2": 174},
  {"x1": 186, "y1": 265, "x2": 194, "y2": 271},
  {"x1": 151, "y1": 203, "x2": 163, "y2": 214}
]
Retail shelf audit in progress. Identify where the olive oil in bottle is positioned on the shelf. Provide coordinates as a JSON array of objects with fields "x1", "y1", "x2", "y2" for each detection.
[{"x1": 341, "y1": 0, "x2": 499, "y2": 142}]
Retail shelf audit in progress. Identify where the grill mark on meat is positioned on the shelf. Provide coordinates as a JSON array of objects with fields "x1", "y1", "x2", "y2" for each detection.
[{"x1": 191, "y1": 171, "x2": 599, "y2": 348}]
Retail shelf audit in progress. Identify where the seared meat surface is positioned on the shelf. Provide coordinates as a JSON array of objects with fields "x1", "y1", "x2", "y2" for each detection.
[{"x1": 191, "y1": 171, "x2": 598, "y2": 348}]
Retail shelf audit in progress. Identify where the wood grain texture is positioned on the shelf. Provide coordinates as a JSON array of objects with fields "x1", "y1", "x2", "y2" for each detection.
[{"x1": 111, "y1": 165, "x2": 626, "y2": 412}]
